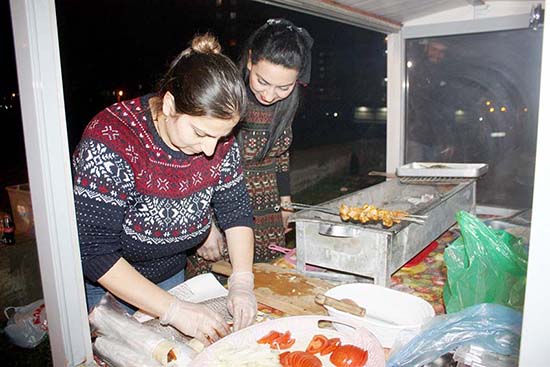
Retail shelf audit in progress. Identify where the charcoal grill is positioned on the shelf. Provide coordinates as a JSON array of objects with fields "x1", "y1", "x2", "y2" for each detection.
[{"x1": 291, "y1": 179, "x2": 476, "y2": 286}]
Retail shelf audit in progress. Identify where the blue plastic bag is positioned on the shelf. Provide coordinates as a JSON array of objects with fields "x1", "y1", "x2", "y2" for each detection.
[{"x1": 387, "y1": 303, "x2": 522, "y2": 367}]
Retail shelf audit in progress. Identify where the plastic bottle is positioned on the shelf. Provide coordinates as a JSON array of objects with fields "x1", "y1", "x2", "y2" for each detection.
[{"x1": 2, "y1": 213, "x2": 15, "y2": 245}]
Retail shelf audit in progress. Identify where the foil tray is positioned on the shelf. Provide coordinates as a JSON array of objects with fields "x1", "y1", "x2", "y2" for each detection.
[{"x1": 396, "y1": 162, "x2": 488, "y2": 178}]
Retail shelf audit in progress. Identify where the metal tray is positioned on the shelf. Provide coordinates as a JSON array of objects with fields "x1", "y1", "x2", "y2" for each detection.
[{"x1": 396, "y1": 162, "x2": 488, "y2": 178}]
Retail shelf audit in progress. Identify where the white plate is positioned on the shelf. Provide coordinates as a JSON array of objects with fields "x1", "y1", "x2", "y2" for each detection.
[
  {"x1": 190, "y1": 315, "x2": 385, "y2": 366},
  {"x1": 396, "y1": 162, "x2": 488, "y2": 178},
  {"x1": 324, "y1": 283, "x2": 435, "y2": 348}
]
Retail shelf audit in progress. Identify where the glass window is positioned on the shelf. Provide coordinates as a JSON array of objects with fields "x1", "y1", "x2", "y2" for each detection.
[{"x1": 405, "y1": 30, "x2": 543, "y2": 208}]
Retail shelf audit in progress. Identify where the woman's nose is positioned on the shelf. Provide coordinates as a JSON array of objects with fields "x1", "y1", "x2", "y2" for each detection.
[
  {"x1": 202, "y1": 138, "x2": 217, "y2": 157},
  {"x1": 263, "y1": 88, "x2": 277, "y2": 102}
]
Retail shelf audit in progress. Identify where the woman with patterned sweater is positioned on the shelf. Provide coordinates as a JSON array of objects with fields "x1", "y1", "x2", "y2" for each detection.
[
  {"x1": 72, "y1": 34, "x2": 256, "y2": 344},
  {"x1": 187, "y1": 19, "x2": 313, "y2": 274}
]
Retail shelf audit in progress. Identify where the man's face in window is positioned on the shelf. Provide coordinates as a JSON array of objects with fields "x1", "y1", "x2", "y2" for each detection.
[{"x1": 426, "y1": 41, "x2": 447, "y2": 64}]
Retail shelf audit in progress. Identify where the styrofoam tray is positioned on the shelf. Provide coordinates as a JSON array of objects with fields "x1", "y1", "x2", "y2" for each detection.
[
  {"x1": 190, "y1": 315, "x2": 385, "y2": 366},
  {"x1": 396, "y1": 162, "x2": 488, "y2": 178}
]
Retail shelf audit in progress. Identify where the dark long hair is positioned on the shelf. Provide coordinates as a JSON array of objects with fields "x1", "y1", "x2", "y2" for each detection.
[
  {"x1": 239, "y1": 19, "x2": 313, "y2": 159},
  {"x1": 155, "y1": 33, "x2": 247, "y2": 120}
]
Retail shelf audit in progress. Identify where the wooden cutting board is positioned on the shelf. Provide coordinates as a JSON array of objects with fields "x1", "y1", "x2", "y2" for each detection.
[{"x1": 212, "y1": 261, "x2": 334, "y2": 316}]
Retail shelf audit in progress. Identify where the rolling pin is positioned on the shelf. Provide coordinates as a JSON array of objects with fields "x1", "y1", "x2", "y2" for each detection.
[{"x1": 314, "y1": 294, "x2": 366, "y2": 317}]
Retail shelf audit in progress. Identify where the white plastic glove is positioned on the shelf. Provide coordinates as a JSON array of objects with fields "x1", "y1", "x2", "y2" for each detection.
[
  {"x1": 197, "y1": 223, "x2": 226, "y2": 261},
  {"x1": 160, "y1": 296, "x2": 230, "y2": 345},
  {"x1": 227, "y1": 272, "x2": 257, "y2": 331}
]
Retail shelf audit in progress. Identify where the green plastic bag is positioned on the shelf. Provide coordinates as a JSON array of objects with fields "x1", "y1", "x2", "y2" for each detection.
[{"x1": 443, "y1": 211, "x2": 528, "y2": 313}]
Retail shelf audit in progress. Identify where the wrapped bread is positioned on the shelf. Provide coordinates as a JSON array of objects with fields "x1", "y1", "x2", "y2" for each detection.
[{"x1": 89, "y1": 293, "x2": 197, "y2": 366}]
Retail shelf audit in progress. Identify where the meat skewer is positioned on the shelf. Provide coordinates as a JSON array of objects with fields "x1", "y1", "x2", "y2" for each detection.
[{"x1": 283, "y1": 202, "x2": 426, "y2": 226}]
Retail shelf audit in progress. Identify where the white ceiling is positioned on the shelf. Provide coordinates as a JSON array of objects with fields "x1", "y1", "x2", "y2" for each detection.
[
  {"x1": 262, "y1": 0, "x2": 542, "y2": 33},
  {"x1": 335, "y1": 0, "x2": 480, "y2": 24}
]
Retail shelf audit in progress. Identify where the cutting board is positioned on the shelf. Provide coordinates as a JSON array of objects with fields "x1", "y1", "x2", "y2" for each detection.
[{"x1": 212, "y1": 261, "x2": 334, "y2": 316}]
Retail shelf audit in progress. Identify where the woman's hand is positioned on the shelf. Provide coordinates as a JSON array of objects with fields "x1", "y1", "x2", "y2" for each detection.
[
  {"x1": 280, "y1": 196, "x2": 294, "y2": 233},
  {"x1": 227, "y1": 271, "x2": 257, "y2": 331},
  {"x1": 160, "y1": 296, "x2": 230, "y2": 345},
  {"x1": 197, "y1": 222, "x2": 226, "y2": 261}
]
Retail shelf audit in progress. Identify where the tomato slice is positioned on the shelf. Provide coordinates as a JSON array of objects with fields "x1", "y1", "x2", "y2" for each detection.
[
  {"x1": 271, "y1": 330, "x2": 296, "y2": 350},
  {"x1": 286, "y1": 351, "x2": 322, "y2": 367},
  {"x1": 257, "y1": 330, "x2": 283, "y2": 345},
  {"x1": 305, "y1": 334, "x2": 329, "y2": 354},
  {"x1": 279, "y1": 351, "x2": 291, "y2": 367},
  {"x1": 329, "y1": 344, "x2": 369, "y2": 367},
  {"x1": 319, "y1": 337, "x2": 341, "y2": 356}
]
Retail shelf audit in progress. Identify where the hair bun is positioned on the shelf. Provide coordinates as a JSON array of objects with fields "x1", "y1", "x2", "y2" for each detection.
[{"x1": 191, "y1": 33, "x2": 222, "y2": 54}]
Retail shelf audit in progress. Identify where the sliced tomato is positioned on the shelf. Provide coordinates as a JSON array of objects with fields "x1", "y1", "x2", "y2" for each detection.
[
  {"x1": 329, "y1": 344, "x2": 369, "y2": 367},
  {"x1": 257, "y1": 330, "x2": 283, "y2": 345},
  {"x1": 271, "y1": 330, "x2": 296, "y2": 350},
  {"x1": 279, "y1": 351, "x2": 291, "y2": 367},
  {"x1": 305, "y1": 334, "x2": 329, "y2": 354},
  {"x1": 319, "y1": 337, "x2": 341, "y2": 356},
  {"x1": 286, "y1": 351, "x2": 322, "y2": 367}
]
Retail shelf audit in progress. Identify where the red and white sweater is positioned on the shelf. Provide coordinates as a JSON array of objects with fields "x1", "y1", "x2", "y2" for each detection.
[{"x1": 72, "y1": 95, "x2": 253, "y2": 283}]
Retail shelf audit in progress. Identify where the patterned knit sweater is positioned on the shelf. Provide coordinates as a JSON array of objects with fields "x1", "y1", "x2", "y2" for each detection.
[{"x1": 72, "y1": 95, "x2": 253, "y2": 283}]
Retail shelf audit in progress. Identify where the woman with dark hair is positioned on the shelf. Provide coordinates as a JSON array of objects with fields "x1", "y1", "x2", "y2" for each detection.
[
  {"x1": 72, "y1": 34, "x2": 256, "y2": 344},
  {"x1": 187, "y1": 19, "x2": 313, "y2": 274}
]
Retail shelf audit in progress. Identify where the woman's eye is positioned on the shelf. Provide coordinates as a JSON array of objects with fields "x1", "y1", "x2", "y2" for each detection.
[
  {"x1": 278, "y1": 86, "x2": 290, "y2": 92},
  {"x1": 258, "y1": 79, "x2": 268, "y2": 86}
]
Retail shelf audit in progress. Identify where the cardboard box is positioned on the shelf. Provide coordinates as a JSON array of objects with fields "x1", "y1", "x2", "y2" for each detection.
[{"x1": 6, "y1": 184, "x2": 34, "y2": 234}]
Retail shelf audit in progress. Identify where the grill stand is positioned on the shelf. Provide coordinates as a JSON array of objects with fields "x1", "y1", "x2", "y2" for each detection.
[{"x1": 292, "y1": 179, "x2": 476, "y2": 286}]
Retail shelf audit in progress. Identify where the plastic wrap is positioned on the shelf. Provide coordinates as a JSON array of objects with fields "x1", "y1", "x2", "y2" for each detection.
[
  {"x1": 89, "y1": 293, "x2": 197, "y2": 366},
  {"x1": 387, "y1": 303, "x2": 522, "y2": 367},
  {"x1": 94, "y1": 336, "x2": 162, "y2": 367}
]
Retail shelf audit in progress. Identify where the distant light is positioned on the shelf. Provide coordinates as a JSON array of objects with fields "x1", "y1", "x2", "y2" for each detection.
[
  {"x1": 479, "y1": 117, "x2": 484, "y2": 122},
  {"x1": 500, "y1": 106, "x2": 507, "y2": 112},
  {"x1": 523, "y1": 107, "x2": 528, "y2": 112},
  {"x1": 383, "y1": 77, "x2": 387, "y2": 83},
  {"x1": 384, "y1": 36, "x2": 388, "y2": 42},
  {"x1": 406, "y1": 61, "x2": 413, "y2": 68},
  {"x1": 485, "y1": 100, "x2": 491, "y2": 106},
  {"x1": 491, "y1": 132, "x2": 506, "y2": 138},
  {"x1": 384, "y1": 49, "x2": 388, "y2": 54},
  {"x1": 333, "y1": 112, "x2": 339, "y2": 118},
  {"x1": 357, "y1": 106, "x2": 368, "y2": 112},
  {"x1": 489, "y1": 107, "x2": 495, "y2": 113},
  {"x1": 455, "y1": 109, "x2": 465, "y2": 116},
  {"x1": 11, "y1": 93, "x2": 16, "y2": 98},
  {"x1": 118, "y1": 90, "x2": 124, "y2": 97}
]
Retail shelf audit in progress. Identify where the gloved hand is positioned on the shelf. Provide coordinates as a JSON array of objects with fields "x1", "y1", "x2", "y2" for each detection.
[
  {"x1": 197, "y1": 223, "x2": 226, "y2": 261},
  {"x1": 160, "y1": 296, "x2": 230, "y2": 344},
  {"x1": 227, "y1": 271, "x2": 257, "y2": 331}
]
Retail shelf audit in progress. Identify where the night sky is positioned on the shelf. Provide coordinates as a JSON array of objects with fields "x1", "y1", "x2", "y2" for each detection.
[{"x1": 1, "y1": 0, "x2": 386, "y2": 210}]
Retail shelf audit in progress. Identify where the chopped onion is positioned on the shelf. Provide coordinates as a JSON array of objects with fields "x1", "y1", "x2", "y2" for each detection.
[{"x1": 211, "y1": 343, "x2": 281, "y2": 367}]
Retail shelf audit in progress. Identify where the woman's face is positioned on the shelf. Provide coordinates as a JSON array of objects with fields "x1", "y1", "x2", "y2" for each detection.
[
  {"x1": 247, "y1": 59, "x2": 299, "y2": 106},
  {"x1": 161, "y1": 93, "x2": 238, "y2": 157}
]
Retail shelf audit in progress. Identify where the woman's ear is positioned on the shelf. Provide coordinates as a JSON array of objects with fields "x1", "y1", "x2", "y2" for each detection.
[
  {"x1": 162, "y1": 91, "x2": 176, "y2": 117},
  {"x1": 247, "y1": 50, "x2": 252, "y2": 72}
]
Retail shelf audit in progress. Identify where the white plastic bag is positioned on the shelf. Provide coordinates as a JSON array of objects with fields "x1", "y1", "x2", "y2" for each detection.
[{"x1": 3, "y1": 299, "x2": 48, "y2": 348}]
